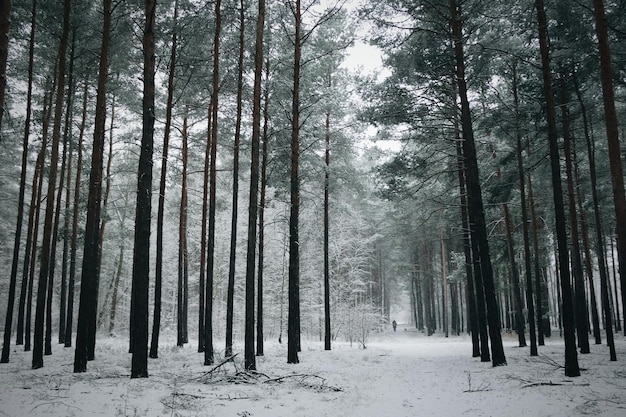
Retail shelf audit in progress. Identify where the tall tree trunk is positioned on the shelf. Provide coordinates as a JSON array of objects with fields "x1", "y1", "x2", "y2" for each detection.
[
  {"x1": 177, "y1": 107, "x2": 189, "y2": 347},
  {"x1": 59, "y1": 30, "x2": 77, "y2": 345},
  {"x1": 91, "y1": 93, "x2": 114, "y2": 359},
  {"x1": 511, "y1": 61, "x2": 538, "y2": 356},
  {"x1": 288, "y1": 0, "x2": 302, "y2": 365},
  {"x1": 441, "y1": 229, "x2": 448, "y2": 338},
  {"x1": 74, "y1": 0, "x2": 110, "y2": 373},
  {"x1": 455, "y1": 136, "x2": 480, "y2": 357},
  {"x1": 527, "y1": 170, "x2": 549, "y2": 342},
  {"x1": 609, "y1": 238, "x2": 621, "y2": 332},
  {"x1": 449, "y1": 0, "x2": 505, "y2": 366},
  {"x1": 503, "y1": 204, "x2": 526, "y2": 347},
  {"x1": 197, "y1": 108, "x2": 211, "y2": 353},
  {"x1": 33, "y1": 0, "x2": 71, "y2": 370},
  {"x1": 1, "y1": 0, "x2": 36, "y2": 363},
  {"x1": 130, "y1": 0, "x2": 156, "y2": 379},
  {"x1": 0, "y1": 0, "x2": 11, "y2": 132},
  {"x1": 534, "y1": 0, "x2": 580, "y2": 376},
  {"x1": 323, "y1": 74, "x2": 331, "y2": 351},
  {"x1": 151, "y1": 0, "x2": 178, "y2": 358},
  {"x1": 46, "y1": 40, "x2": 74, "y2": 353},
  {"x1": 559, "y1": 77, "x2": 590, "y2": 354},
  {"x1": 257, "y1": 57, "x2": 270, "y2": 357},
  {"x1": 204, "y1": 0, "x2": 222, "y2": 367},
  {"x1": 25, "y1": 83, "x2": 55, "y2": 352},
  {"x1": 226, "y1": 0, "x2": 244, "y2": 359},
  {"x1": 591, "y1": 0, "x2": 626, "y2": 336},
  {"x1": 244, "y1": 0, "x2": 266, "y2": 371},
  {"x1": 573, "y1": 69, "x2": 616, "y2": 359},
  {"x1": 64, "y1": 80, "x2": 88, "y2": 348}
]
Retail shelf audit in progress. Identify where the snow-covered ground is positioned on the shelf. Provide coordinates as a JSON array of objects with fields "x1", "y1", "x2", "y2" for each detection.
[{"x1": 1, "y1": 329, "x2": 625, "y2": 416}]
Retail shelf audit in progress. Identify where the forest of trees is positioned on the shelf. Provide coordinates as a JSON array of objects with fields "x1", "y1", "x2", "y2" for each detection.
[{"x1": 0, "y1": 0, "x2": 624, "y2": 379}]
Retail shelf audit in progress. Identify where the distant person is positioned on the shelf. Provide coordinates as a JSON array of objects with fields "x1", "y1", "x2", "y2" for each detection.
[{"x1": 392, "y1": 320, "x2": 397, "y2": 332}]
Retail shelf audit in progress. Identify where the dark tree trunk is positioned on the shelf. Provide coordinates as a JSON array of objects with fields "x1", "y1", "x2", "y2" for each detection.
[
  {"x1": 152, "y1": 0, "x2": 178, "y2": 358},
  {"x1": 1, "y1": 0, "x2": 36, "y2": 363},
  {"x1": 26, "y1": 85, "x2": 54, "y2": 353},
  {"x1": 204, "y1": 0, "x2": 222, "y2": 367},
  {"x1": 450, "y1": 0, "x2": 505, "y2": 366},
  {"x1": 455, "y1": 137, "x2": 480, "y2": 357},
  {"x1": 244, "y1": 0, "x2": 265, "y2": 371},
  {"x1": 257, "y1": 57, "x2": 270, "y2": 357},
  {"x1": 177, "y1": 107, "x2": 189, "y2": 349},
  {"x1": 534, "y1": 0, "x2": 580, "y2": 376},
  {"x1": 92, "y1": 95, "x2": 114, "y2": 358},
  {"x1": 288, "y1": 0, "x2": 302, "y2": 365},
  {"x1": 511, "y1": 61, "x2": 538, "y2": 356},
  {"x1": 323, "y1": 72, "x2": 331, "y2": 350},
  {"x1": 559, "y1": 77, "x2": 590, "y2": 354},
  {"x1": 527, "y1": 170, "x2": 549, "y2": 342},
  {"x1": 130, "y1": 0, "x2": 156, "y2": 379},
  {"x1": 33, "y1": 0, "x2": 71, "y2": 370},
  {"x1": 574, "y1": 68, "x2": 616, "y2": 359},
  {"x1": 65, "y1": 80, "x2": 88, "y2": 348},
  {"x1": 503, "y1": 204, "x2": 526, "y2": 347},
  {"x1": 591, "y1": 0, "x2": 626, "y2": 337},
  {"x1": 59, "y1": 32, "x2": 77, "y2": 345},
  {"x1": 74, "y1": 0, "x2": 110, "y2": 373},
  {"x1": 0, "y1": 0, "x2": 10, "y2": 131},
  {"x1": 197, "y1": 107, "x2": 211, "y2": 354},
  {"x1": 226, "y1": 0, "x2": 244, "y2": 359}
]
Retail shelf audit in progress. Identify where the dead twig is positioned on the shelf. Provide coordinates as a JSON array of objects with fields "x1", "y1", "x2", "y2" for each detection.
[{"x1": 190, "y1": 354, "x2": 239, "y2": 381}]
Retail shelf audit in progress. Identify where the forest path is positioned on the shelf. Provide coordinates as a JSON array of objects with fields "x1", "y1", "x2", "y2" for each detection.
[{"x1": 1, "y1": 333, "x2": 625, "y2": 416}]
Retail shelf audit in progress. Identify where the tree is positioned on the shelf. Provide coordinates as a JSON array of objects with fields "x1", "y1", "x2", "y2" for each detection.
[
  {"x1": 1, "y1": 0, "x2": 36, "y2": 364},
  {"x1": 74, "y1": 0, "x2": 111, "y2": 373},
  {"x1": 151, "y1": 0, "x2": 179, "y2": 358},
  {"x1": 33, "y1": 0, "x2": 71, "y2": 370},
  {"x1": 449, "y1": 0, "x2": 506, "y2": 367},
  {"x1": 65, "y1": 80, "x2": 88, "y2": 348},
  {"x1": 511, "y1": 62, "x2": 538, "y2": 356},
  {"x1": 226, "y1": 0, "x2": 245, "y2": 360},
  {"x1": 244, "y1": 0, "x2": 266, "y2": 371},
  {"x1": 591, "y1": 0, "x2": 626, "y2": 336},
  {"x1": 323, "y1": 71, "x2": 331, "y2": 351},
  {"x1": 288, "y1": 0, "x2": 302, "y2": 365},
  {"x1": 534, "y1": 0, "x2": 580, "y2": 377},
  {"x1": 130, "y1": 0, "x2": 156, "y2": 379},
  {"x1": 204, "y1": 0, "x2": 222, "y2": 367},
  {"x1": 0, "y1": 0, "x2": 11, "y2": 133}
]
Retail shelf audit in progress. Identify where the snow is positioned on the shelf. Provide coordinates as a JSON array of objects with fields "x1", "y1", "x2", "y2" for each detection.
[{"x1": 1, "y1": 329, "x2": 625, "y2": 416}]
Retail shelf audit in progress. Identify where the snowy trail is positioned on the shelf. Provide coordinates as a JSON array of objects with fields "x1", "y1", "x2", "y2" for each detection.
[{"x1": 1, "y1": 330, "x2": 625, "y2": 416}]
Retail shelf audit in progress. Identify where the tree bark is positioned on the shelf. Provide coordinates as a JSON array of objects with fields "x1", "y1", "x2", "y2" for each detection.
[
  {"x1": 324, "y1": 78, "x2": 331, "y2": 350},
  {"x1": 244, "y1": 0, "x2": 266, "y2": 370},
  {"x1": 257, "y1": 57, "x2": 270, "y2": 357},
  {"x1": 74, "y1": 0, "x2": 110, "y2": 373},
  {"x1": 33, "y1": 0, "x2": 71, "y2": 370},
  {"x1": 204, "y1": 0, "x2": 222, "y2": 367},
  {"x1": 288, "y1": 0, "x2": 302, "y2": 365},
  {"x1": 64, "y1": 80, "x2": 88, "y2": 348},
  {"x1": 534, "y1": 0, "x2": 580, "y2": 376},
  {"x1": 130, "y1": 0, "x2": 156, "y2": 378},
  {"x1": 152, "y1": 0, "x2": 178, "y2": 358},
  {"x1": 511, "y1": 61, "x2": 538, "y2": 356},
  {"x1": 573, "y1": 68, "x2": 616, "y2": 359},
  {"x1": 0, "y1": 0, "x2": 11, "y2": 132},
  {"x1": 1, "y1": 0, "x2": 36, "y2": 363},
  {"x1": 455, "y1": 135, "x2": 480, "y2": 357},
  {"x1": 226, "y1": 0, "x2": 244, "y2": 359},
  {"x1": 449, "y1": 0, "x2": 505, "y2": 366},
  {"x1": 591, "y1": 0, "x2": 626, "y2": 337},
  {"x1": 559, "y1": 77, "x2": 590, "y2": 354}
]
